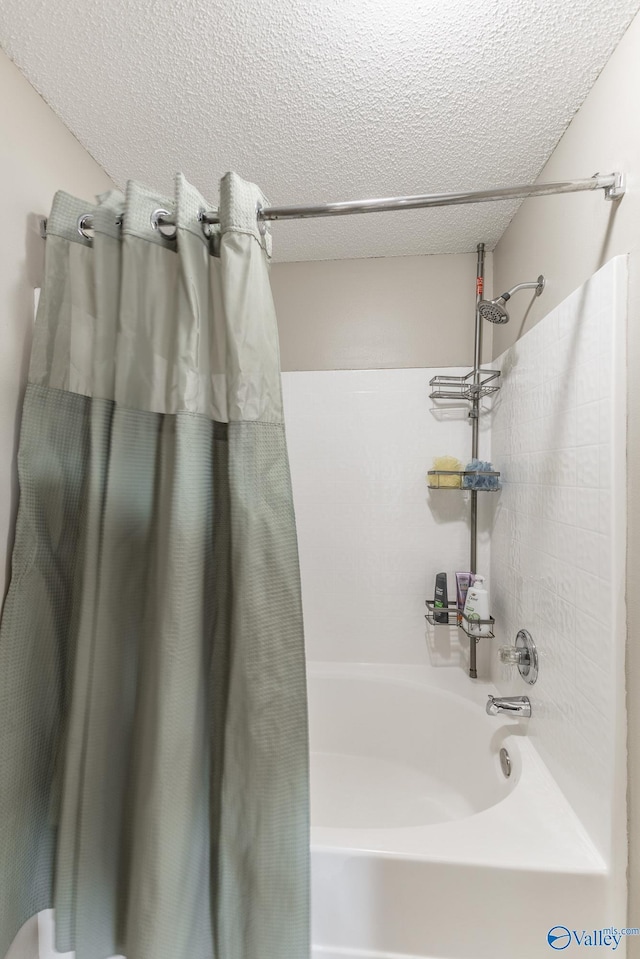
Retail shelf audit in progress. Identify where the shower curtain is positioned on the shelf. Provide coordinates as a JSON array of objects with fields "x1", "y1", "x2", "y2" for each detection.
[{"x1": 0, "y1": 172, "x2": 309, "y2": 959}]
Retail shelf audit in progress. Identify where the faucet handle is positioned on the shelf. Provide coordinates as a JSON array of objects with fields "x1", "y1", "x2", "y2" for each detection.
[
  {"x1": 498, "y1": 644, "x2": 528, "y2": 666},
  {"x1": 498, "y1": 630, "x2": 538, "y2": 684}
]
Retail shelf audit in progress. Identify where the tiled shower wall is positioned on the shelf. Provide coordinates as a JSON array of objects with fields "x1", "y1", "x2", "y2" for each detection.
[
  {"x1": 282, "y1": 369, "x2": 491, "y2": 666},
  {"x1": 490, "y1": 256, "x2": 627, "y2": 860}
]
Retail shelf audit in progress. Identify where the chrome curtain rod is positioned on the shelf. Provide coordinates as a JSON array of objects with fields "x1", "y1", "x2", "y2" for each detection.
[{"x1": 39, "y1": 172, "x2": 625, "y2": 238}]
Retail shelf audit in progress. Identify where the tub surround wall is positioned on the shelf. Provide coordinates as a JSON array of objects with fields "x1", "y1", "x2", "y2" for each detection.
[
  {"x1": 488, "y1": 8, "x2": 639, "y2": 939},
  {"x1": 283, "y1": 368, "x2": 492, "y2": 670},
  {"x1": 490, "y1": 256, "x2": 627, "y2": 869}
]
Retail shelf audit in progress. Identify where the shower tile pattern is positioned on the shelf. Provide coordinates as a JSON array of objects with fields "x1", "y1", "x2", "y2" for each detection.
[
  {"x1": 490, "y1": 256, "x2": 627, "y2": 860},
  {"x1": 282, "y1": 369, "x2": 488, "y2": 665}
]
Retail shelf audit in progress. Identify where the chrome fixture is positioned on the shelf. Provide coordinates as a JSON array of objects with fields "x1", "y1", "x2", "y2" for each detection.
[
  {"x1": 499, "y1": 747, "x2": 512, "y2": 778},
  {"x1": 498, "y1": 629, "x2": 539, "y2": 685},
  {"x1": 478, "y1": 276, "x2": 545, "y2": 324},
  {"x1": 38, "y1": 173, "x2": 625, "y2": 239},
  {"x1": 486, "y1": 695, "x2": 532, "y2": 718}
]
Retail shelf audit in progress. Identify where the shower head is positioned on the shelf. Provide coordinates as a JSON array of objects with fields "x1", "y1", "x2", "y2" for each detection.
[
  {"x1": 478, "y1": 275, "x2": 545, "y2": 324},
  {"x1": 478, "y1": 298, "x2": 510, "y2": 324}
]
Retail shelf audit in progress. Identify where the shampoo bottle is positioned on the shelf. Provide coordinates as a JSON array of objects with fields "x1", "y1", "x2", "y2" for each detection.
[
  {"x1": 463, "y1": 574, "x2": 491, "y2": 636},
  {"x1": 433, "y1": 572, "x2": 448, "y2": 624}
]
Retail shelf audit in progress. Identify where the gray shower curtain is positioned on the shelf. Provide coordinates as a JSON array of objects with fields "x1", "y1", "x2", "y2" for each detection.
[{"x1": 0, "y1": 172, "x2": 309, "y2": 959}]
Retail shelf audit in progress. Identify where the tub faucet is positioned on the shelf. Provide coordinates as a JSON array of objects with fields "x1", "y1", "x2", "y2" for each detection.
[{"x1": 486, "y1": 694, "x2": 531, "y2": 718}]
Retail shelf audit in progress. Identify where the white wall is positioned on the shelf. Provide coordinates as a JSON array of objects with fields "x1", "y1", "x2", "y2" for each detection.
[
  {"x1": 489, "y1": 7, "x2": 640, "y2": 942},
  {"x1": 490, "y1": 258, "x2": 627, "y2": 870},
  {"x1": 0, "y1": 49, "x2": 114, "y2": 597},
  {"x1": 0, "y1": 47, "x2": 114, "y2": 959},
  {"x1": 271, "y1": 252, "x2": 493, "y2": 371},
  {"x1": 283, "y1": 368, "x2": 492, "y2": 675}
]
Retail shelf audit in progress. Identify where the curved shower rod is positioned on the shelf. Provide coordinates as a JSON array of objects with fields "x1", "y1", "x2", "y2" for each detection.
[{"x1": 39, "y1": 172, "x2": 625, "y2": 239}]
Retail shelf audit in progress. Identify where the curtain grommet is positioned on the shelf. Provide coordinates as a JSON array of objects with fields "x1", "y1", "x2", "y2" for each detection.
[
  {"x1": 256, "y1": 201, "x2": 268, "y2": 237},
  {"x1": 199, "y1": 207, "x2": 214, "y2": 239},
  {"x1": 77, "y1": 214, "x2": 94, "y2": 241},
  {"x1": 150, "y1": 208, "x2": 177, "y2": 240}
]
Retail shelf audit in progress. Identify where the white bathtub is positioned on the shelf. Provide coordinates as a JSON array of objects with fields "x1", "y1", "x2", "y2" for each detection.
[
  {"x1": 25, "y1": 662, "x2": 617, "y2": 959},
  {"x1": 309, "y1": 663, "x2": 613, "y2": 959}
]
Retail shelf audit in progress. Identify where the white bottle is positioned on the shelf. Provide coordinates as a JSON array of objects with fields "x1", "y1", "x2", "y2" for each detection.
[{"x1": 463, "y1": 574, "x2": 491, "y2": 636}]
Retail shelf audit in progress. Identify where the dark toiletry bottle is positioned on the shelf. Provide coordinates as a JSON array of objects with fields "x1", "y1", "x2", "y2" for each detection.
[{"x1": 434, "y1": 572, "x2": 448, "y2": 624}]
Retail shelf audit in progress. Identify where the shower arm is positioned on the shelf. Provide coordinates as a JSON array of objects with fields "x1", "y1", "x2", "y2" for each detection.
[
  {"x1": 502, "y1": 281, "x2": 537, "y2": 299},
  {"x1": 499, "y1": 279, "x2": 545, "y2": 301}
]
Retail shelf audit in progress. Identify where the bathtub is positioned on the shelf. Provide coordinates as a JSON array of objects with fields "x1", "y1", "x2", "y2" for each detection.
[
  {"x1": 27, "y1": 663, "x2": 615, "y2": 959},
  {"x1": 309, "y1": 662, "x2": 612, "y2": 959}
]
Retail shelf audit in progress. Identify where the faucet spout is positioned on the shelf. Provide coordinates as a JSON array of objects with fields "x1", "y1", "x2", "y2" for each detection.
[{"x1": 486, "y1": 694, "x2": 531, "y2": 718}]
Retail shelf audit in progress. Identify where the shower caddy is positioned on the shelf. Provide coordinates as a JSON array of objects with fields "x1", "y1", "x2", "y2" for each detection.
[{"x1": 424, "y1": 243, "x2": 499, "y2": 679}]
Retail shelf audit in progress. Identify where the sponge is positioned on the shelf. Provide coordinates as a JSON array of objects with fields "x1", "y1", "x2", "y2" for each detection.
[
  {"x1": 429, "y1": 455, "x2": 463, "y2": 488},
  {"x1": 462, "y1": 459, "x2": 502, "y2": 490}
]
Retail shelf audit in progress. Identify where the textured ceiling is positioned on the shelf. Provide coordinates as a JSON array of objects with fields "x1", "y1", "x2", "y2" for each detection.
[{"x1": 1, "y1": 0, "x2": 639, "y2": 261}]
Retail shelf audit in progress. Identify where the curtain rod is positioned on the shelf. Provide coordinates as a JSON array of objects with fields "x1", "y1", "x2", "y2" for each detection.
[{"x1": 39, "y1": 172, "x2": 625, "y2": 238}]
